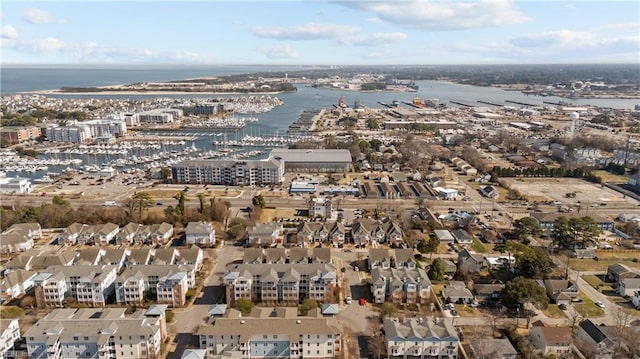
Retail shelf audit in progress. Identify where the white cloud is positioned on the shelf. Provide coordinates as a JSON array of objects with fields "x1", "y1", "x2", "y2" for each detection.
[
  {"x1": 1, "y1": 24, "x2": 18, "y2": 40},
  {"x1": 252, "y1": 23, "x2": 359, "y2": 40},
  {"x1": 510, "y1": 30, "x2": 593, "y2": 47},
  {"x1": 166, "y1": 51, "x2": 215, "y2": 64},
  {"x1": 22, "y1": 7, "x2": 66, "y2": 25},
  {"x1": 12, "y1": 37, "x2": 67, "y2": 53},
  {"x1": 600, "y1": 22, "x2": 640, "y2": 32},
  {"x1": 73, "y1": 42, "x2": 154, "y2": 61},
  {"x1": 340, "y1": 0, "x2": 529, "y2": 30},
  {"x1": 258, "y1": 44, "x2": 299, "y2": 59},
  {"x1": 340, "y1": 32, "x2": 407, "y2": 46}
]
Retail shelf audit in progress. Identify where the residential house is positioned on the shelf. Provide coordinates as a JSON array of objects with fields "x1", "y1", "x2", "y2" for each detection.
[
  {"x1": 473, "y1": 283, "x2": 504, "y2": 302},
  {"x1": 442, "y1": 281, "x2": 474, "y2": 304},
  {"x1": 530, "y1": 324, "x2": 573, "y2": 358},
  {"x1": 115, "y1": 222, "x2": 174, "y2": 245},
  {"x1": 296, "y1": 222, "x2": 347, "y2": 246},
  {"x1": 369, "y1": 249, "x2": 392, "y2": 270},
  {"x1": 176, "y1": 247, "x2": 204, "y2": 271},
  {"x1": 24, "y1": 307, "x2": 166, "y2": 359},
  {"x1": 0, "y1": 318, "x2": 20, "y2": 358},
  {"x1": 289, "y1": 247, "x2": 310, "y2": 264},
  {"x1": 457, "y1": 249, "x2": 488, "y2": 274},
  {"x1": 632, "y1": 291, "x2": 640, "y2": 309},
  {"x1": 440, "y1": 260, "x2": 458, "y2": 276},
  {"x1": 248, "y1": 223, "x2": 283, "y2": 246},
  {"x1": 370, "y1": 267, "x2": 431, "y2": 304},
  {"x1": 351, "y1": 218, "x2": 381, "y2": 245},
  {"x1": 606, "y1": 263, "x2": 639, "y2": 283},
  {"x1": 544, "y1": 279, "x2": 579, "y2": 306},
  {"x1": 185, "y1": 221, "x2": 216, "y2": 245},
  {"x1": 243, "y1": 248, "x2": 265, "y2": 264},
  {"x1": 394, "y1": 249, "x2": 416, "y2": 269},
  {"x1": 75, "y1": 248, "x2": 105, "y2": 266},
  {"x1": 146, "y1": 222, "x2": 174, "y2": 245},
  {"x1": 0, "y1": 269, "x2": 36, "y2": 303},
  {"x1": 0, "y1": 222, "x2": 41, "y2": 253},
  {"x1": 618, "y1": 278, "x2": 640, "y2": 297},
  {"x1": 197, "y1": 307, "x2": 343, "y2": 359},
  {"x1": 576, "y1": 319, "x2": 615, "y2": 359},
  {"x1": 384, "y1": 317, "x2": 459, "y2": 359},
  {"x1": 127, "y1": 248, "x2": 153, "y2": 267},
  {"x1": 223, "y1": 263, "x2": 336, "y2": 305},
  {"x1": 383, "y1": 221, "x2": 404, "y2": 247},
  {"x1": 265, "y1": 248, "x2": 287, "y2": 264},
  {"x1": 308, "y1": 196, "x2": 333, "y2": 218},
  {"x1": 479, "y1": 185, "x2": 499, "y2": 199},
  {"x1": 151, "y1": 248, "x2": 179, "y2": 265},
  {"x1": 310, "y1": 248, "x2": 331, "y2": 264},
  {"x1": 451, "y1": 229, "x2": 473, "y2": 245},
  {"x1": 4, "y1": 250, "x2": 77, "y2": 273},
  {"x1": 433, "y1": 230, "x2": 454, "y2": 244},
  {"x1": 469, "y1": 338, "x2": 516, "y2": 359},
  {"x1": 100, "y1": 248, "x2": 130, "y2": 270}
]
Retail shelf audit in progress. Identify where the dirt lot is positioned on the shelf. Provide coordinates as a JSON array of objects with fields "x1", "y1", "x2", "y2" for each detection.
[{"x1": 502, "y1": 177, "x2": 638, "y2": 205}]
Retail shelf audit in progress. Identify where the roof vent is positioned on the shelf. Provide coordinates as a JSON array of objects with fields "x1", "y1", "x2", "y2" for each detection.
[{"x1": 296, "y1": 320, "x2": 302, "y2": 324}]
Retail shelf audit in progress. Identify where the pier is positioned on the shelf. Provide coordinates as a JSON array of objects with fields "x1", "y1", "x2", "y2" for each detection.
[
  {"x1": 477, "y1": 100, "x2": 503, "y2": 107},
  {"x1": 401, "y1": 101, "x2": 420, "y2": 108},
  {"x1": 505, "y1": 100, "x2": 538, "y2": 107},
  {"x1": 449, "y1": 101, "x2": 473, "y2": 107},
  {"x1": 543, "y1": 101, "x2": 569, "y2": 106}
]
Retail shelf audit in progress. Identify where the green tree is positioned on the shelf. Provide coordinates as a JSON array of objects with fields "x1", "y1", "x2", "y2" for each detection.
[
  {"x1": 132, "y1": 191, "x2": 153, "y2": 221},
  {"x1": 299, "y1": 298, "x2": 320, "y2": 315},
  {"x1": 428, "y1": 258, "x2": 445, "y2": 281},
  {"x1": 366, "y1": 118, "x2": 380, "y2": 130},
  {"x1": 174, "y1": 190, "x2": 188, "y2": 216},
  {"x1": 502, "y1": 276, "x2": 549, "y2": 310},
  {"x1": 512, "y1": 217, "x2": 542, "y2": 244},
  {"x1": 160, "y1": 167, "x2": 172, "y2": 182},
  {"x1": 233, "y1": 298, "x2": 254, "y2": 315},
  {"x1": 52, "y1": 195, "x2": 70, "y2": 207},
  {"x1": 506, "y1": 241, "x2": 553, "y2": 278},
  {"x1": 380, "y1": 303, "x2": 398, "y2": 318},
  {"x1": 569, "y1": 217, "x2": 603, "y2": 248},
  {"x1": 227, "y1": 218, "x2": 247, "y2": 240},
  {"x1": 551, "y1": 217, "x2": 572, "y2": 249},
  {"x1": 252, "y1": 195, "x2": 266, "y2": 209},
  {"x1": 165, "y1": 310, "x2": 175, "y2": 323},
  {"x1": 417, "y1": 237, "x2": 439, "y2": 259}
]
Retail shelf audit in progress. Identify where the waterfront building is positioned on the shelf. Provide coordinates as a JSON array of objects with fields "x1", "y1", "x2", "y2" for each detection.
[
  {"x1": 269, "y1": 149, "x2": 352, "y2": 173},
  {"x1": 171, "y1": 158, "x2": 284, "y2": 186},
  {"x1": 384, "y1": 317, "x2": 459, "y2": 359},
  {"x1": 24, "y1": 307, "x2": 166, "y2": 359},
  {"x1": 0, "y1": 126, "x2": 40, "y2": 145},
  {"x1": 197, "y1": 307, "x2": 343, "y2": 359},
  {"x1": 223, "y1": 263, "x2": 337, "y2": 305},
  {"x1": 0, "y1": 176, "x2": 32, "y2": 194},
  {"x1": 137, "y1": 109, "x2": 182, "y2": 124},
  {"x1": 44, "y1": 123, "x2": 92, "y2": 143},
  {"x1": 179, "y1": 103, "x2": 222, "y2": 116}
]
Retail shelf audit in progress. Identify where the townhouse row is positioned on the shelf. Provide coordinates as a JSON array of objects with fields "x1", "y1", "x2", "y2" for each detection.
[{"x1": 1, "y1": 247, "x2": 203, "y2": 307}]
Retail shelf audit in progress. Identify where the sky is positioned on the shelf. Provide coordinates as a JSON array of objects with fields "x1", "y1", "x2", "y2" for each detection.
[{"x1": 1, "y1": 0, "x2": 639, "y2": 65}]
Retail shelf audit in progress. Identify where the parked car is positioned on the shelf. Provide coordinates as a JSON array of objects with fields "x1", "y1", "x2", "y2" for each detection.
[
  {"x1": 595, "y1": 301, "x2": 605, "y2": 308},
  {"x1": 359, "y1": 298, "x2": 366, "y2": 306},
  {"x1": 345, "y1": 296, "x2": 352, "y2": 304}
]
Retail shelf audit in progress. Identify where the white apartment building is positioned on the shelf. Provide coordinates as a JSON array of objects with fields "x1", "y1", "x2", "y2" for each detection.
[
  {"x1": 115, "y1": 264, "x2": 195, "y2": 307},
  {"x1": 138, "y1": 111, "x2": 174, "y2": 124},
  {"x1": 308, "y1": 197, "x2": 333, "y2": 218},
  {"x1": 44, "y1": 124, "x2": 92, "y2": 143},
  {"x1": 33, "y1": 265, "x2": 118, "y2": 307},
  {"x1": 171, "y1": 158, "x2": 284, "y2": 186},
  {"x1": 197, "y1": 307, "x2": 343, "y2": 359},
  {"x1": 185, "y1": 221, "x2": 216, "y2": 245},
  {"x1": 223, "y1": 263, "x2": 336, "y2": 305},
  {"x1": 384, "y1": 317, "x2": 459, "y2": 359},
  {"x1": 24, "y1": 307, "x2": 166, "y2": 359},
  {"x1": 0, "y1": 318, "x2": 20, "y2": 358}
]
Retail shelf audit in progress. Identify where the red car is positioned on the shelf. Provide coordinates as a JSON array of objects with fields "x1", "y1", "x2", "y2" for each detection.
[{"x1": 359, "y1": 298, "x2": 366, "y2": 306}]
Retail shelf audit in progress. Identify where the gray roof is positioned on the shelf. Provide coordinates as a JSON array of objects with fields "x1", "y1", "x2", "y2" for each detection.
[
  {"x1": 269, "y1": 149, "x2": 352, "y2": 163},
  {"x1": 383, "y1": 317, "x2": 458, "y2": 341},
  {"x1": 208, "y1": 304, "x2": 228, "y2": 316},
  {"x1": 321, "y1": 304, "x2": 340, "y2": 315},
  {"x1": 174, "y1": 157, "x2": 282, "y2": 169},
  {"x1": 469, "y1": 338, "x2": 517, "y2": 357}
]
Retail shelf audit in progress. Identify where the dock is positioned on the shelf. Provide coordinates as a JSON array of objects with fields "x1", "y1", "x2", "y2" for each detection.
[
  {"x1": 449, "y1": 101, "x2": 473, "y2": 107},
  {"x1": 543, "y1": 101, "x2": 569, "y2": 106},
  {"x1": 505, "y1": 100, "x2": 537, "y2": 107},
  {"x1": 477, "y1": 100, "x2": 503, "y2": 107},
  {"x1": 401, "y1": 101, "x2": 420, "y2": 108},
  {"x1": 378, "y1": 101, "x2": 393, "y2": 108},
  {"x1": 122, "y1": 135, "x2": 197, "y2": 141}
]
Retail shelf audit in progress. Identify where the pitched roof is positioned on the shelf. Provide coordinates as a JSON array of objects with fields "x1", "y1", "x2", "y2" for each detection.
[
  {"x1": 579, "y1": 319, "x2": 607, "y2": 343},
  {"x1": 535, "y1": 326, "x2": 572, "y2": 344}
]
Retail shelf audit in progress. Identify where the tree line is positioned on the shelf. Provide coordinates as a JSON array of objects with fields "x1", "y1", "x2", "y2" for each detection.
[{"x1": 490, "y1": 165, "x2": 602, "y2": 183}]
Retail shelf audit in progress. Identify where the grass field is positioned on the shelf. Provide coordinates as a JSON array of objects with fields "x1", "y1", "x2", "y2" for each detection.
[
  {"x1": 574, "y1": 293, "x2": 605, "y2": 318},
  {"x1": 471, "y1": 237, "x2": 487, "y2": 253},
  {"x1": 592, "y1": 170, "x2": 628, "y2": 183},
  {"x1": 582, "y1": 275, "x2": 604, "y2": 289},
  {"x1": 569, "y1": 251, "x2": 640, "y2": 271},
  {"x1": 542, "y1": 304, "x2": 567, "y2": 319}
]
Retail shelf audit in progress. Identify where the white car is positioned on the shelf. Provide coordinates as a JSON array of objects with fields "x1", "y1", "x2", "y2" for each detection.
[
  {"x1": 595, "y1": 301, "x2": 605, "y2": 308},
  {"x1": 345, "y1": 296, "x2": 352, "y2": 304}
]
